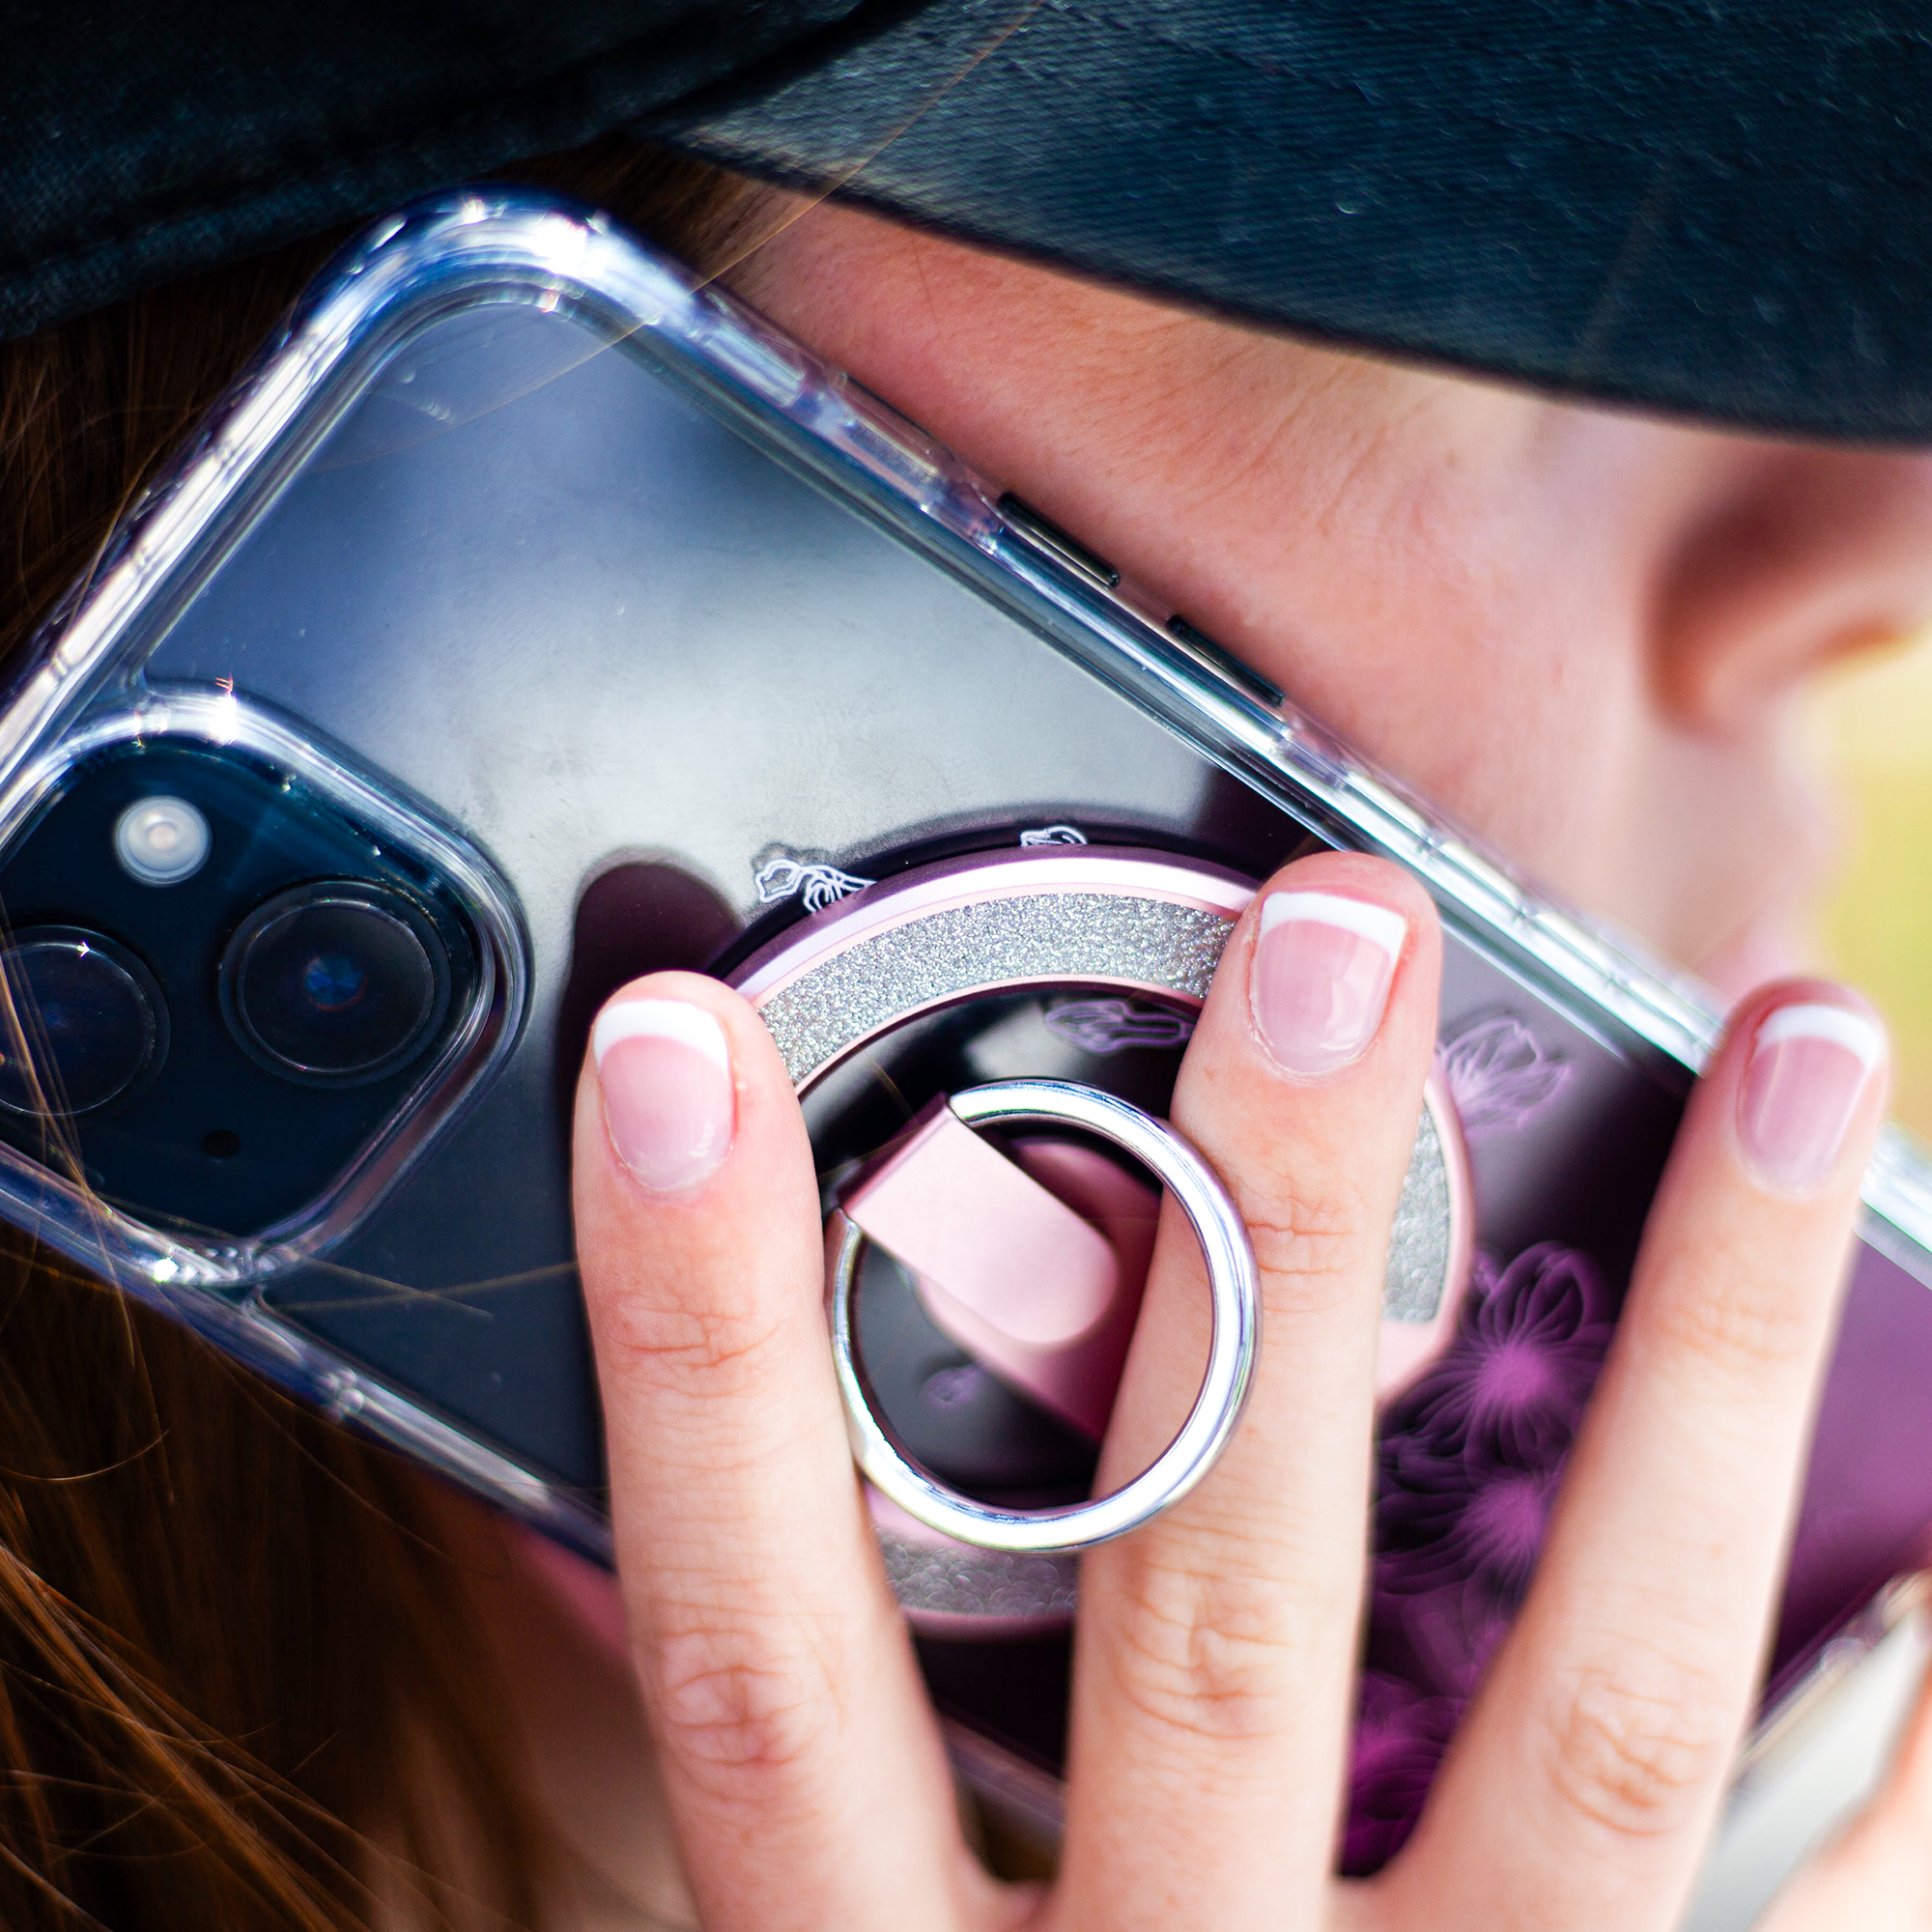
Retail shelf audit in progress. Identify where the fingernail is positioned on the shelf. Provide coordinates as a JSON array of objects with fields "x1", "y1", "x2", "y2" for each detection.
[
  {"x1": 1737, "y1": 1001, "x2": 1883, "y2": 1195},
  {"x1": 591, "y1": 999, "x2": 734, "y2": 1192},
  {"x1": 1250, "y1": 890, "x2": 1406, "y2": 1076}
]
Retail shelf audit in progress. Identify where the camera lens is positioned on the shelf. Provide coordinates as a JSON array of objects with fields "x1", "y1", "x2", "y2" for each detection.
[
  {"x1": 0, "y1": 928, "x2": 168, "y2": 1116},
  {"x1": 221, "y1": 884, "x2": 448, "y2": 1085}
]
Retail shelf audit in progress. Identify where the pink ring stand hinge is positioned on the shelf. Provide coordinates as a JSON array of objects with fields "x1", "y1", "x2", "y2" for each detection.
[
  {"x1": 839, "y1": 1095, "x2": 1152, "y2": 1441},
  {"x1": 838, "y1": 1077, "x2": 1466, "y2": 1451}
]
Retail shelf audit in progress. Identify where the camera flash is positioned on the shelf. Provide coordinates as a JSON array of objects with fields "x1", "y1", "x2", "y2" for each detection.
[{"x1": 113, "y1": 795, "x2": 211, "y2": 886}]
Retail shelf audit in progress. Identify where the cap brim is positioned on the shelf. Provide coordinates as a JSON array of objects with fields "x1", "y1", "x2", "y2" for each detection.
[{"x1": 650, "y1": 0, "x2": 1932, "y2": 442}]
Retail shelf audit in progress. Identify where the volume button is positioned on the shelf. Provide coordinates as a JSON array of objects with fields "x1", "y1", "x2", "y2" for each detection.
[
  {"x1": 997, "y1": 493, "x2": 1122, "y2": 589},
  {"x1": 1166, "y1": 615, "x2": 1285, "y2": 707}
]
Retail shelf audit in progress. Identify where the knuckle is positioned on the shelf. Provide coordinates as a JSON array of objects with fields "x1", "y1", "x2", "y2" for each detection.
[
  {"x1": 652, "y1": 1616, "x2": 838, "y2": 1786},
  {"x1": 1239, "y1": 1185, "x2": 1375, "y2": 1315},
  {"x1": 601, "y1": 1290, "x2": 791, "y2": 1395},
  {"x1": 1542, "y1": 1651, "x2": 1733, "y2": 1842},
  {"x1": 1651, "y1": 1267, "x2": 1817, "y2": 1386},
  {"x1": 1108, "y1": 1554, "x2": 1305, "y2": 1748}
]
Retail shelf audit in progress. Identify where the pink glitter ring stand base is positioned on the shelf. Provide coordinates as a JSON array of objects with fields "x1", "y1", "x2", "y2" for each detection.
[{"x1": 728, "y1": 843, "x2": 1476, "y2": 1623}]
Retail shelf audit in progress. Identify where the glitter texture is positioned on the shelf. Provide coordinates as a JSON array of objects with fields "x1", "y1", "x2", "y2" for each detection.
[
  {"x1": 876, "y1": 1527, "x2": 1079, "y2": 1622},
  {"x1": 1384, "y1": 1100, "x2": 1451, "y2": 1323},
  {"x1": 763, "y1": 893, "x2": 1234, "y2": 1084}
]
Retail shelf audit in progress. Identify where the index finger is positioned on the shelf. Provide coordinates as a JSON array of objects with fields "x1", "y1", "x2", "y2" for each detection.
[{"x1": 572, "y1": 972, "x2": 987, "y2": 1932}]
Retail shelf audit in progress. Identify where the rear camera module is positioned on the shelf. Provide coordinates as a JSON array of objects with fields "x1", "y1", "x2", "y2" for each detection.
[
  {"x1": 113, "y1": 794, "x2": 211, "y2": 886},
  {"x1": 220, "y1": 882, "x2": 449, "y2": 1086},
  {"x1": 0, "y1": 928, "x2": 168, "y2": 1116}
]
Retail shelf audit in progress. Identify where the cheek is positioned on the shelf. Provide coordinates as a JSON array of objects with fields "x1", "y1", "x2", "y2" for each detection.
[
  {"x1": 1219, "y1": 454, "x2": 1651, "y2": 892},
  {"x1": 733, "y1": 208, "x2": 1703, "y2": 927}
]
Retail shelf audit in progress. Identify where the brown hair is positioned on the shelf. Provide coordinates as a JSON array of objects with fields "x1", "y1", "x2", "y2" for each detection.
[{"x1": 0, "y1": 139, "x2": 768, "y2": 1930}]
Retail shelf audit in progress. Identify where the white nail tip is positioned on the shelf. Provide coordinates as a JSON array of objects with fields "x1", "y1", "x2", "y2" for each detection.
[
  {"x1": 591, "y1": 999, "x2": 731, "y2": 1073},
  {"x1": 1258, "y1": 890, "x2": 1407, "y2": 958},
  {"x1": 1755, "y1": 1002, "x2": 1885, "y2": 1070}
]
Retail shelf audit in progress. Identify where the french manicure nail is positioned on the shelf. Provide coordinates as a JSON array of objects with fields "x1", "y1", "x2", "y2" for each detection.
[
  {"x1": 1250, "y1": 890, "x2": 1406, "y2": 1076},
  {"x1": 591, "y1": 999, "x2": 734, "y2": 1192},
  {"x1": 1737, "y1": 1001, "x2": 1883, "y2": 1195}
]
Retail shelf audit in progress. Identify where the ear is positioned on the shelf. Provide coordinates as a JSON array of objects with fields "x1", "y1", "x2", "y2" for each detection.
[{"x1": 1652, "y1": 445, "x2": 1932, "y2": 730}]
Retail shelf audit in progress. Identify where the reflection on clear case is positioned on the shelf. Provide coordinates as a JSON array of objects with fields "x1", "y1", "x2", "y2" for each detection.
[{"x1": 2, "y1": 189, "x2": 1931, "y2": 1864}]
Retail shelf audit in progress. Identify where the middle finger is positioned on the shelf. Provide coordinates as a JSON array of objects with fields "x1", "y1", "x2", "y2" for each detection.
[{"x1": 1053, "y1": 851, "x2": 1441, "y2": 1931}]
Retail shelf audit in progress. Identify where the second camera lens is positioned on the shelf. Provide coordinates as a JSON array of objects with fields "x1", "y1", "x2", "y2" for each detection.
[
  {"x1": 222, "y1": 884, "x2": 447, "y2": 1085},
  {"x1": 0, "y1": 928, "x2": 167, "y2": 1116}
]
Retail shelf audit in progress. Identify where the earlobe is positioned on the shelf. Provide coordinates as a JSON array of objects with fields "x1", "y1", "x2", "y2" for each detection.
[{"x1": 1651, "y1": 445, "x2": 1932, "y2": 732}]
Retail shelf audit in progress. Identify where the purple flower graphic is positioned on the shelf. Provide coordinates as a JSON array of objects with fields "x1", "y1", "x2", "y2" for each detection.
[
  {"x1": 1373, "y1": 1578, "x2": 1516, "y2": 1702},
  {"x1": 1454, "y1": 1464, "x2": 1562, "y2": 1589},
  {"x1": 1350, "y1": 1240, "x2": 1614, "y2": 1867},
  {"x1": 1392, "y1": 1242, "x2": 1611, "y2": 1463},
  {"x1": 1379, "y1": 1453, "x2": 1565, "y2": 1597},
  {"x1": 1438, "y1": 1012, "x2": 1573, "y2": 1136},
  {"x1": 1043, "y1": 997, "x2": 1196, "y2": 1056},
  {"x1": 1343, "y1": 1670, "x2": 1461, "y2": 1874},
  {"x1": 1373, "y1": 1242, "x2": 1609, "y2": 1601}
]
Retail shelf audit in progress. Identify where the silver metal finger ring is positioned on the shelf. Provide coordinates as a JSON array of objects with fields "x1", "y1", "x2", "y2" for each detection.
[{"x1": 825, "y1": 1078, "x2": 1259, "y2": 1555}]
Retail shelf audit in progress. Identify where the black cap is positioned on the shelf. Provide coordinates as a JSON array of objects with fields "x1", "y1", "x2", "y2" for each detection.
[{"x1": 10, "y1": 1, "x2": 1932, "y2": 440}]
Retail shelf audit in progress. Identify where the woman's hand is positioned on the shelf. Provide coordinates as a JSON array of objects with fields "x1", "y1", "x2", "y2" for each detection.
[{"x1": 569, "y1": 849, "x2": 1886, "y2": 1932}]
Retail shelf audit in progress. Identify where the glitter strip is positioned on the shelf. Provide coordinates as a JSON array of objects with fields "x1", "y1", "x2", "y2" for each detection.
[
  {"x1": 878, "y1": 1530, "x2": 1079, "y2": 1623},
  {"x1": 759, "y1": 891, "x2": 1234, "y2": 1085}
]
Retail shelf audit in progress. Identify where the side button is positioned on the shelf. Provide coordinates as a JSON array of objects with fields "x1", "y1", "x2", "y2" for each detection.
[
  {"x1": 997, "y1": 493, "x2": 1122, "y2": 590},
  {"x1": 1168, "y1": 614, "x2": 1285, "y2": 707}
]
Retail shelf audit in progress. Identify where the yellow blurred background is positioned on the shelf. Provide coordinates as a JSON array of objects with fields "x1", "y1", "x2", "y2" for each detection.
[{"x1": 1812, "y1": 639, "x2": 1932, "y2": 1139}]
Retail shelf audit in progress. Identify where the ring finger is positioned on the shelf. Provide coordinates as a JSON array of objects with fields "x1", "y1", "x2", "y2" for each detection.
[{"x1": 1387, "y1": 980, "x2": 1887, "y2": 1931}]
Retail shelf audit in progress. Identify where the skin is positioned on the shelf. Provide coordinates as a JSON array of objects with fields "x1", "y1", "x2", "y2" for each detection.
[
  {"x1": 508, "y1": 197, "x2": 1932, "y2": 1928},
  {"x1": 726, "y1": 203, "x2": 1932, "y2": 996}
]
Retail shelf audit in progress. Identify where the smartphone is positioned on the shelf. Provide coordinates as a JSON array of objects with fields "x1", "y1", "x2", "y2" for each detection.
[{"x1": 3, "y1": 187, "x2": 1929, "y2": 1871}]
